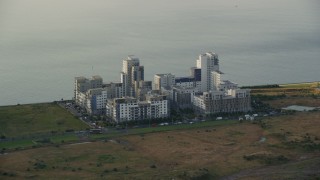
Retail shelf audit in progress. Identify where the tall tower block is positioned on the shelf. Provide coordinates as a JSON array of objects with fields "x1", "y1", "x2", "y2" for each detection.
[{"x1": 196, "y1": 52, "x2": 219, "y2": 92}]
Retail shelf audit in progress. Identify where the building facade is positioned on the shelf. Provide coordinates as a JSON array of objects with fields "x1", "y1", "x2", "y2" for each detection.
[
  {"x1": 106, "y1": 94, "x2": 169, "y2": 123},
  {"x1": 85, "y1": 88, "x2": 108, "y2": 115},
  {"x1": 153, "y1": 73, "x2": 176, "y2": 90},
  {"x1": 121, "y1": 55, "x2": 142, "y2": 97},
  {"x1": 74, "y1": 76, "x2": 103, "y2": 106},
  {"x1": 196, "y1": 52, "x2": 219, "y2": 92},
  {"x1": 193, "y1": 89, "x2": 251, "y2": 114},
  {"x1": 172, "y1": 86, "x2": 199, "y2": 109}
]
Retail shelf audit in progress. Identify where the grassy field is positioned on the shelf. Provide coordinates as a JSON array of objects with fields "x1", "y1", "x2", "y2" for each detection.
[
  {"x1": 264, "y1": 97, "x2": 320, "y2": 109},
  {"x1": 251, "y1": 81, "x2": 320, "y2": 96},
  {"x1": 1, "y1": 110, "x2": 320, "y2": 179},
  {"x1": 0, "y1": 103, "x2": 88, "y2": 138},
  {"x1": 0, "y1": 117, "x2": 237, "y2": 150},
  {"x1": 280, "y1": 82, "x2": 319, "y2": 88}
]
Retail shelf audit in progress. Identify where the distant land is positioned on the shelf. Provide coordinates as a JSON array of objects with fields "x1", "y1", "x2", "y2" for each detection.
[{"x1": 1, "y1": 81, "x2": 318, "y2": 107}]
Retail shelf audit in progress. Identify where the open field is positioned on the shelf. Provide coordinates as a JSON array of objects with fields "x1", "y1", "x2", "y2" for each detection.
[
  {"x1": 250, "y1": 81, "x2": 320, "y2": 97},
  {"x1": 280, "y1": 82, "x2": 319, "y2": 88},
  {"x1": 1, "y1": 110, "x2": 320, "y2": 179},
  {"x1": 0, "y1": 119, "x2": 238, "y2": 150},
  {"x1": 264, "y1": 97, "x2": 320, "y2": 109},
  {"x1": 0, "y1": 103, "x2": 89, "y2": 138}
]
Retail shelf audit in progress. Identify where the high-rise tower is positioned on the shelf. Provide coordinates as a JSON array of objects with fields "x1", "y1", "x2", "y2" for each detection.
[
  {"x1": 196, "y1": 52, "x2": 219, "y2": 92},
  {"x1": 121, "y1": 55, "x2": 144, "y2": 97}
]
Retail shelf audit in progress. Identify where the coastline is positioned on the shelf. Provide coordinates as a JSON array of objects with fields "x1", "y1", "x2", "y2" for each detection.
[{"x1": 1, "y1": 81, "x2": 318, "y2": 107}]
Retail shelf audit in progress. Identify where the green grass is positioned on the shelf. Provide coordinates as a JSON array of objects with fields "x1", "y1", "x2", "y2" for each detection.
[
  {"x1": 0, "y1": 102, "x2": 237, "y2": 150},
  {"x1": 90, "y1": 120, "x2": 237, "y2": 140},
  {"x1": 0, "y1": 139, "x2": 35, "y2": 149},
  {"x1": 131, "y1": 120, "x2": 237, "y2": 134},
  {"x1": 0, "y1": 103, "x2": 236, "y2": 150},
  {"x1": 50, "y1": 134, "x2": 79, "y2": 143},
  {"x1": 280, "y1": 82, "x2": 318, "y2": 88},
  {"x1": 0, "y1": 134, "x2": 80, "y2": 150},
  {"x1": 0, "y1": 103, "x2": 88, "y2": 138}
]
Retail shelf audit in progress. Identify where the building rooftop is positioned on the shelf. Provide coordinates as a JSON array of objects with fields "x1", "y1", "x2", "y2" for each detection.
[{"x1": 175, "y1": 76, "x2": 194, "y2": 83}]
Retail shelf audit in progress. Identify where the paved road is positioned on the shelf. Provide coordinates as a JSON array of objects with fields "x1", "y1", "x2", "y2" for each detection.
[{"x1": 57, "y1": 101, "x2": 93, "y2": 128}]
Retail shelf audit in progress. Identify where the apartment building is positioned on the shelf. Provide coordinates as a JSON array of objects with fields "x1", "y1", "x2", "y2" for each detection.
[
  {"x1": 106, "y1": 94, "x2": 169, "y2": 123},
  {"x1": 193, "y1": 89, "x2": 251, "y2": 114},
  {"x1": 196, "y1": 52, "x2": 219, "y2": 92},
  {"x1": 74, "y1": 75, "x2": 127, "y2": 115},
  {"x1": 153, "y1": 73, "x2": 175, "y2": 90},
  {"x1": 121, "y1": 55, "x2": 142, "y2": 97},
  {"x1": 85, "y1": 88, "x2": 108, "y2": 115},
  {"x1": 74, "y1": 76, "x2": 103, "y2": 106},
  {"x1": 172, "y1": 86, "x2": 200, "y2": 109}
]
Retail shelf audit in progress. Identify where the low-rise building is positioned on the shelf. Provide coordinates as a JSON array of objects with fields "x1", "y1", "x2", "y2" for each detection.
[
  {"x1": 104, "y1": 82, "x2": 125, "y2": 99},
  {"x1": 106, "y1": 94, "x2": 169, "y2": 123},
  {"x1": 172, "y1": 86, "x2": 200, "y2": 109},
  {"x1": 175, "y1": 77, "x2": 195, "y2": 88},
  {"x1": 85, "y1": 88, "x2": 108, "y2": 115},
  {"x1": 193, "y1": 89, "x2": 251, "y2": 114},
  {"x1": 136, "y1": 81, "x2": 152, "y2": 101},
  {"x1": 154, "y1": 73, "x2": 175, "y2": 90},
  {"x1": 74, "y1": 76, "x2": 103, "y2": 105}
]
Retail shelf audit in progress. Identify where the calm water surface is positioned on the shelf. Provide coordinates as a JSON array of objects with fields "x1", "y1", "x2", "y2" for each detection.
[{"x1": 0, "y1": 0, "x2": 319, "y2": 105}]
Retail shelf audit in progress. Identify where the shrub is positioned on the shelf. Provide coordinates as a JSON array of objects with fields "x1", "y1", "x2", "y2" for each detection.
[
  {"x1": 98, "y1": 154, "x2": 116, "y2": 163},
  {"x1": 34, "y1": 160, "x2": 47, "y2": 169},
  {"x1": 65, "y1": 129, "x2": 74, "y2": 132},
  {"x1": 36, "y1": 138, "x2": 51, "y2": 144}
]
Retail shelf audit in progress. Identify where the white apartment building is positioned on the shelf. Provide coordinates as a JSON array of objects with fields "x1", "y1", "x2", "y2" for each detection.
[
  {"x1": 104, "y1": 82, "x2": 125, "y2": 99},
  {"x1": 193, "y1": 89, "x2": 251, "y2": 114},
  {"x1": 154, "y1": 73, "x2": 176, "y2": 90},
  {"x1": 74, "y1": 76, "x2": 103, "y2": 106},
  {"x1": 122, "y1": 55, "x2": 141, "y2": 97},
  {"x1": 136, "y1": 81, "x2": 152, "y2": 101},
  {"x1": 172, "y1": 86, "x2": 200, "y2": 109},
  {"x1": 106, "y1": 95, "x2": 169, "y2": 123},
  {"x1": 211, "y1": 71, "x2": 238, "y2": 91},
  {"x1": 192, "y1": 52, "x2": 251, "y2": 114},
  {"x1": 211, "y1": 71, "x2": 223, "y2": 90},
  {"x1": 74, "y1": 75, "x2": 127, "y2": 115},
  {"x1": 219, "y1": 80, "x2": 238, "y2": 91},
  {"x1": 175, "y1": 77, "x2": 195, "y2": 89},
  {"x1": 85, "y1": 88, "x2": 108, "y2": 115},
  {"x1": 196, "y1": 52, "x2": 219, "y2": 92},
  {"x1": 76, "y1": 91, "x2": 87, "y2": 108}
]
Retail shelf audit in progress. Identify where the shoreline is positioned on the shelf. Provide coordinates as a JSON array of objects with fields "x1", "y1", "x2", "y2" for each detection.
[{"x1": 1, "y1": 81, "x2": 319, "y2": 107}]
